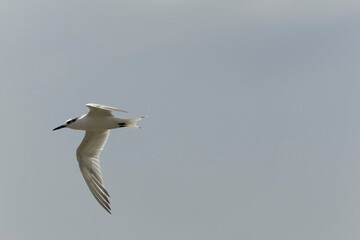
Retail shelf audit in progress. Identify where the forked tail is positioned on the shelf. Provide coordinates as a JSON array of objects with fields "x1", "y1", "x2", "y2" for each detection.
[{"x1": 119, "y1": 116, "x2": 147, "y2": 128}]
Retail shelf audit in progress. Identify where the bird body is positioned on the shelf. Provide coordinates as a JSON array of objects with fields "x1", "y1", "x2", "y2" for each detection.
[
  {"x1": 53, "y1": 103, "x2": 145, "y2": 214},
  {"x1": 67, "y1": 115, "x2": 138, "y2": 130}
]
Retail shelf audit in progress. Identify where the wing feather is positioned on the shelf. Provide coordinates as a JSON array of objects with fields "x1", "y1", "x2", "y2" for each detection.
[
  {"x1": 86, "y1": 103, "x2": 127, "y2": 116},
  {"x1": 76, "y1": 130, "x2": 112, "y2": 214}
]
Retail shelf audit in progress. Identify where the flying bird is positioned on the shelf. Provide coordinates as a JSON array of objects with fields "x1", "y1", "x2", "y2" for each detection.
[{"x1": 53, "y1": 103, "x2": 145, "y2": 214}]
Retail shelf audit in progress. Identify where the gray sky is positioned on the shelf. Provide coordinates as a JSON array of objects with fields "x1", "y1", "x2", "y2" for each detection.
[{"x1": 1, "y1": 0, "x2": 360, "y2": 239}]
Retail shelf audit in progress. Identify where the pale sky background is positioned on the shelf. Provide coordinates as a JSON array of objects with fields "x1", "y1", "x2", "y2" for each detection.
[{"x1": 0, "y1": 0, "x2": 360, "y2": 239}]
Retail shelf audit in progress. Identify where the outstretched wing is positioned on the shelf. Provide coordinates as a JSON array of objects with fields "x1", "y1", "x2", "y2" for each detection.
[
  {"x1": 76, "y1": 130, "x2": 112, "y2": 214},
  {"x1": 86, "y1": 103, "x2": 127, "y2": 116}
]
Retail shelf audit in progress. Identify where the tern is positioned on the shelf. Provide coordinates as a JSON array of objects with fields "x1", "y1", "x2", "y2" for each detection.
[{"x1": 53, "y1": 103, "x2": 145, "y2": 214}]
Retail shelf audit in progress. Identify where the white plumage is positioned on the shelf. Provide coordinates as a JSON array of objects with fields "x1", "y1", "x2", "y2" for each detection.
[{"x1": 53, "y1": 103, "x2": 146, "y2": 214}]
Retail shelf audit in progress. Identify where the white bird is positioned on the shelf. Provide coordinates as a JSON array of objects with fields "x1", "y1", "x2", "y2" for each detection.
[{"x1": 53, "y1": 103, "x2": 145, "y2": 214}]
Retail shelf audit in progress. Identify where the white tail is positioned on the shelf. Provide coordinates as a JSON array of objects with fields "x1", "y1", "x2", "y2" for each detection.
[{"x1": 121, "y1": 116, "x2": 147, "y2": 129}]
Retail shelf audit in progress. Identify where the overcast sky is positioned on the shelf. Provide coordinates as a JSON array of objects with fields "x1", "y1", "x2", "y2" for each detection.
[{"x1": 1, "y1": 1, "x2": 360, "y2": 239}]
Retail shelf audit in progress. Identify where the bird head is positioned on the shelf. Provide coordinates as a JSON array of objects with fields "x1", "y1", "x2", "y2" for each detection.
[{"x1": 53, "y1": 117, "x2": 78, "y2": 131}]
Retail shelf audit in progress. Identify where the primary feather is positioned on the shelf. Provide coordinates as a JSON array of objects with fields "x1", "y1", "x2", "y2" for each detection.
[{"x1": 76, "y1": 130, "x2": 111, "y2": 214}]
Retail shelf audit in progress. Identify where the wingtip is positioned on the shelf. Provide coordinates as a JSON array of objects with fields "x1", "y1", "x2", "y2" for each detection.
[{"x1": 105, "y1": 207, "x2": 112, "y2": 215}]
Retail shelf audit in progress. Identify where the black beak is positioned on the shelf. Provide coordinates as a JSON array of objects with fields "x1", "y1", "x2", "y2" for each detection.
[{"x1": 52, "y1": 125, "x2": 66, "y2": 131}]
